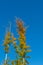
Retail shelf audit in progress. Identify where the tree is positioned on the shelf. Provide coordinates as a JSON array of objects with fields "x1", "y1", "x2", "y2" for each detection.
[{"x1": 3, "y1": 18, "x2": 31, "y2": 65}]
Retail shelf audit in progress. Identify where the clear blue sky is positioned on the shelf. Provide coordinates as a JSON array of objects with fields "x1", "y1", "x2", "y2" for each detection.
[{"x1": 0, "y1": 0, "x2": 43, "y2": 65}]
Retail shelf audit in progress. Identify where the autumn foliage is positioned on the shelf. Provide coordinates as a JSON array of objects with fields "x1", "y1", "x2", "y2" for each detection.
[{"x1": 3, "y1": 18, "x2": 31, "y2": 65}]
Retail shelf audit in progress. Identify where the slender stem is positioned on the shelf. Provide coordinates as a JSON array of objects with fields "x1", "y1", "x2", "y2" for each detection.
[
  {"x1": 23, "y1": 58, "x2": 25, "y2": 65},
  {"x1": 5, "y1": 53, "x2": 7, "y2": 63}
]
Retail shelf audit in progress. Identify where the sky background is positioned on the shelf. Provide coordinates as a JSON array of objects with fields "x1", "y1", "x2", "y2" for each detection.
[{"x1": 0, "y1": 0, "x2": 43, "y2": 65}]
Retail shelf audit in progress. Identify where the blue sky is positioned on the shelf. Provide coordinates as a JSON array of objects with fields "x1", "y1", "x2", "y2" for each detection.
[{"x1": 0, "y1": 0, "x2": 43, "y2": 65}]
